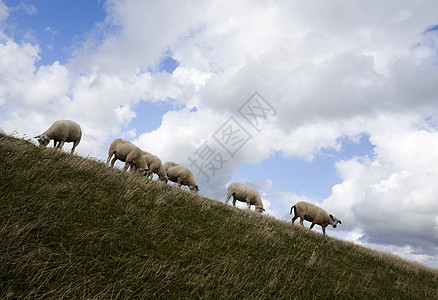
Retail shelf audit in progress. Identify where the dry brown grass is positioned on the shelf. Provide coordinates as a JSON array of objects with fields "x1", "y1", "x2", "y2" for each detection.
[{"x1": 1, "y1": 133, "x2": 437, "y2": 299}]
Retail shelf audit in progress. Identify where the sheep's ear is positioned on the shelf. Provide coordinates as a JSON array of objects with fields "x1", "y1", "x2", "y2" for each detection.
[
  {"x1": 338, "y1": 220, "x2": 342, "y2": 224},
  {"x1": 330, "y1": 214, "x2": 334, "y2": 221}
]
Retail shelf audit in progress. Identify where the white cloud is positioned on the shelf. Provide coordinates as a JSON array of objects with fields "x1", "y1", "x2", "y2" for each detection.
[
  {"x1": 0, "y1": 38, "x2": 39, "y2": 80},
  {"x1": 320, "y1": 115, "x2": 438, "y2": 265},
  {"x1": 248, "y1": 178, "x2": 273, "y2": 190},
  {"x1": 15, "y1": 2, "x2": 37, "y2": 15},
  {"x1": 20, "y1": 62, "x2": 69, "y2": 106}
]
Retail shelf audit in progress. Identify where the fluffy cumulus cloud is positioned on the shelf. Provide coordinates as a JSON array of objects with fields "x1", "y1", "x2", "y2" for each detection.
[
  {"x1": 321, "y1": 114, "x2": 438, "y2": 266},
  {"x1": 0, "y1": 0, "x2": 438, "y2": 267}
]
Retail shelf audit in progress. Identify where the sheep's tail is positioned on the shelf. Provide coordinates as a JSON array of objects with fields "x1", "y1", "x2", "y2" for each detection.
[{"x1": 290, "y1": 205, "x2": 296, "y2": 215}]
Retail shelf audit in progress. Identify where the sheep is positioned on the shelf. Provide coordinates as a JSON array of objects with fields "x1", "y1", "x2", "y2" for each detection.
[
  {"x1": 163, "y1": 161, "x2": 180, "y2": 171},
  {"x1": 225, "y1": 182, "x2": 265, "y2": 213},
  {"x1": 164, "y1": 161, "x2": 199, "y2": 193},
  {"x1": 290, "y1": 201, "x2": 341, "y2": 240},
  {"x1": 142, "y1": 151, "x2": 168, "y2": 182},
  {"x1": 34, "y1": 120, "x2": 82, "y2": 154},
  {"x1": 106, "y1": 138, "x2": 148, "y2": 176}
]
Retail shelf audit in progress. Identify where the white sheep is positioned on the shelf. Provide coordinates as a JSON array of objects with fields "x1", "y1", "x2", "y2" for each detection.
[
  {"x1": 164, "y1": 161, "x2": 199, "y2": 193},
  {"x1": 34, "y1": 120, "x2": 82, "y2": 154},
  {"x1": 163, "y1": 161, "x2": 179, "y2": 171},
  {"x1": 225, "y1": 182, "x2": 265, "y2": 213},
  {"x1": 290, "y1": 201, "x2": 342, "y2": 240},
  {"x1": 106, "y1": 138, "x2": 148, "y2": 176},
  {"x1": 142, "y1": 151, "x2": 168, "y2": 182}
]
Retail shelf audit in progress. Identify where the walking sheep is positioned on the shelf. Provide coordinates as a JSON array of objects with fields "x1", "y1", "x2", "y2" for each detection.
[
  {"x1": 142, "y1": 151, "x2": 168, "y2": 182},
  {"x1": 290, "y1": 201, "x2": 341, "y2": 240},
  {"x1": 34, "y1": 120, "x2": 82, "y2": 154},
  {"x1": 164, "y1": 162, "x2": 199, "y2": 193},
  {"x1": 225, "y1": 182, "x2": 265, "y2": 213},
  {"x1": 107, "y1": 138, "x2": 148, "y2": 176}
]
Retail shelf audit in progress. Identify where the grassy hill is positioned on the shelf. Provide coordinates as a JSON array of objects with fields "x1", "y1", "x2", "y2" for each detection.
[{"x1": 1, "y1": 133, "x2": 437, "y2": 299}]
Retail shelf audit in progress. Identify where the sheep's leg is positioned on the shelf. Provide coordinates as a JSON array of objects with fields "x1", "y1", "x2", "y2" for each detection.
[
  {"x1": 57, "y1": 140, "x2": 65, "y2": 151},
  {"x1": 232, "y1": 196, "x2": 237, "y2": 207},
  {"x1": 106, "y1": 153, "x2": 114, "y2": 165},
  {"x1": 71, "y1": 141, "x2": 79, "y2": 154},
  {"x1": 125, "y1": 159, "x2": 136, "y2": 172},
  {"x1": 53, "y1": 140, "x2": 58, "y2": 148},
  {"x1": 110, "y1": 156, "x2": 117, "y2": 167},
  {"x1": 123, "y1": 161, "x2": 131, "y2": 172},
  {"x1": 309, "y1": 223, "x2": 315, "y2": 230},
  {"x1": 246, "y1": 201, "x2": 251, "y2": 209},
  {"x1": 322, "y1": 227, "x2": 327, "y2": 240},
  {"x1": 291, "y1": 216, "x2": 298, "y2": 224},
  {"x1": 176, "y1": 178, "x2": 183, "y2": 189},
  {"x1": 225, "y1": 194, "x2": 231, "y2": 204},
  {"x1": 299, "y1": 218, "x2": 305, "y2": 227}
]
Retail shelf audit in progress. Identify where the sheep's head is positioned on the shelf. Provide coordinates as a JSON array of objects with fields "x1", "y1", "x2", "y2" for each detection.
[
  {"x1": 158, "y1": 174, "x2": 168, "y2": 183},
  {"x1": 137, "y1": 168, "x2": 147, "y2": 176},
  {"x1": 329, "y1": 214, "x2": 342, "y2": 228},
  {"x1": 190, "y1": 185, "x2": 199, "y2": 193},
  {"x1": 35, "y1": 135, "x2": 50, "y2": 147},
  {"x1": 256, "y1": 206, "x2": 265, "y2": 213}
]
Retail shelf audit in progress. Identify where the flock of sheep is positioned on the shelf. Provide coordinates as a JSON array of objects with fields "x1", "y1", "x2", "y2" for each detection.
[{"x1": 34, "y1": 120, "x2": 342, "y2": 240}]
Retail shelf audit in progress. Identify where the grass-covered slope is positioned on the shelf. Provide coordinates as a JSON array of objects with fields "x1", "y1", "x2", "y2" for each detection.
[{"x1": 1, "y1": 133, "x2": 437, "y2": 299}]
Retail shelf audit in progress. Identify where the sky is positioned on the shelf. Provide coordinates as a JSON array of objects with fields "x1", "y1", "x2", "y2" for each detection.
[{"x1": 1, "y1": 0, "x2": 438, "y2": 268}]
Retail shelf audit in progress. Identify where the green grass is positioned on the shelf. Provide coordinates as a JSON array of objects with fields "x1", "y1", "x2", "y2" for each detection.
[{"x1": 1, "y1": 133, "x2": 437, "y2": 299}]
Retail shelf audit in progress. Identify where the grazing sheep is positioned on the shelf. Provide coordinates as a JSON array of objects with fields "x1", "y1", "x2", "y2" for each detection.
[
  {"x1": 163, "y1": 161, "x2": 180, "y2": 172},
  {"x1": 106, "y1": 138, "x2": 147, "y2": 176},
  {"x1": 34, "y1": 120, "x2": 82, "y2": 154},
  {"x1": 225, "y1": 182, "x2": 265, "y2": 213},
  {"x1": 164, "y1": 162, "x2": 199, "y2": 193},
  {"x1": 290, "y1": 201, "x2": 341, "y2": 240},
  {"x1": 142, "y1": 151, "x2": 168, "y2": 182}
]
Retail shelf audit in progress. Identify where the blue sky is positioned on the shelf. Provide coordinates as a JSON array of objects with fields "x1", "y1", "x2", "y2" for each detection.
[
  {"x1": 233, "y1": 134, "x2": 374, "y2": 198},
  {"x1": 1, "y1": 0, "x2": 438, "y2": 268},
  {"x1": 3, "y1": 0, "x2": 106, "y2": 66}
]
